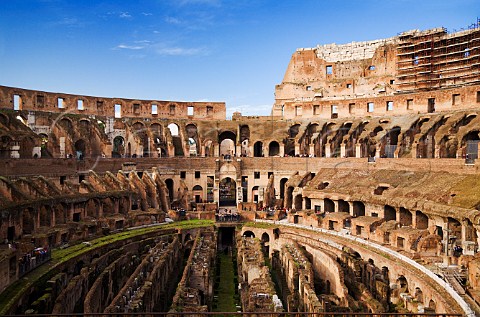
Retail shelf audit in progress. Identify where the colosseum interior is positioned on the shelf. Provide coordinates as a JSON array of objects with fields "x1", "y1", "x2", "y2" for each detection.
[{"x1": 0, "y1": 22, "x2": 480, "y2": 316}]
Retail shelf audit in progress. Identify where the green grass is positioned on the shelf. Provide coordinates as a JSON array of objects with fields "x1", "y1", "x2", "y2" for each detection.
[
  {"x1": 213, "y1": 253, "x2": 238, "y2": 312},
  {"x1": 0, "y1": 219, "x2": 214, "y2": 315}
]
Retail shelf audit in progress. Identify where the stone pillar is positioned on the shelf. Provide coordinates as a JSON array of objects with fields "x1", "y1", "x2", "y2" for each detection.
[
  {"x1": 185, "y1": 144, "x2": 190, "y2": 157},
  {"x1": 325, "y1": 146, "x2": 331, "y2": 158},
  {"x1": 435, "y1": 145, "x2": 441, "y2": 158},
  {"x1": 295, "y1": 144, "x2": 300, "y2": 156},
  {"x1": 340, "y1": 144, "x2": 346, "y2": 158},
  {"x1": 309, "y1": 144, "x2": 315, "y2": 156},
  {"x1": 213, "y1": 144, "x2": 219, "y2": 157},
  {"x1": 333, "y1": 200, "x2": 339, "y2": 213},
  {"x1": 356, "y1": 144, "x2": 361, "y2": 158},
  {"x1": 249, "y1": 145, "x2": 254, "y2": 157},
  {"x1": 412, "y1": 143, "x2": 418, "y2": 159},
  {"x1": 60, "y1": 137, "x2": 66, "y2": 158},
  {"x1": 348, "y1": 201, "x2": 354, "y2": 217},
  {"x1": 375, "y1": 147, "x2": 381, "y2": 158},
  {"x1": 279, "y1": 144, "x2": 285, "y2": 157},
  {"x1": 236, "y1": 144, "x2": 241, "y2": 157}
]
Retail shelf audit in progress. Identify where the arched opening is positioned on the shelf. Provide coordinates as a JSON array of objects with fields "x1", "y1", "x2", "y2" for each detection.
[
  {"x1": 219, "y1": 177, "x2": 236, "y2": 206},
  {"x1": 415, "y1": 210, "x2": 429, "y2": 229},
  {"x1": 305, "y1": 197, "x2": 311, "y2": 210},
  {"x1": 204, "y1": 140, "x2": 213, "y2": 157},
  {"x1": 280, "y1": 178, "x2": 288, "y2": 199},
  {"x1": 384, "y1": 205, "x2": 396, "y2": 221},
  {"x1": 324, "y1": 198, "x2": 335, "y2": 213},
  {"x1": 192, "y1": 185, "x2": 203, "y2": 203},
  {"x1": 268, "y1": 141, "x2": 280, "y2": 156},
  {"x1": 243, "y1": 230, "x2": 255, "y2": 238},
  {"x1": 186, "y1": 124, "x2": 198, "y2": 156},
  {"x1": 353, "y1": 201, "x2": 365, "y2": 217},
  {"x1": 338, "y1": 199, "x2": 349, "y2": 213},
  {"x1": 261, "y1": 232, "x2": 270, "y2": 254},
  {"x1": 285, "y1": 186, "x2": 294, "y2": 209},
  {"x1": 399, "y1": 207, "x2": 412, "y2": 227},
  {"x1": 112, "y1": 136, "x2": 125, "y2": 158},
  {"x1": 396, "y1": 275, "x2": 408, "y2": 293},
  {"x1": 253, "y1": 141, "x2": 263, "y2": 157},
  {"x1": 219, "y1": 131, "x2": 236, "y2": 157},
  {"x1": 461, "y1": 130, "x2": 480, "y2": 159},
  {"x1": 285, "y1": 124, "x2": 300, "y2": 156},
  {"x1": 168, "y1": 123, "x2": 184, "y2": 156},
  {"x1": 252, "y1": 186, "x2": 259, "y2": 203},
  {"x1": 294, "y1": 194, "x2": 303, "y2": 210},
  {"x1": 381, "y1": 126, "x2": 401, "y2": 158},
  {"x1": 74, "y1": 139, "x2": 86, "y2": 159},
  {"x1": 165, "y1": 179, "x2": 174, "y2": 202}
]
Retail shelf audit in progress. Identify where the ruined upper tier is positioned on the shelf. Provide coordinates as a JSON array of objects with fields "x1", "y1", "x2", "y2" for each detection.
[{"x1": 274, "y1": 25, "x2": 480, "y2": 119}]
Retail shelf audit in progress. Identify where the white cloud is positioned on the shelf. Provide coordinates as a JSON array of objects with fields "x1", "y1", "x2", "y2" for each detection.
[
  {"x1": 142, "y1": 12, "x2": 153, "y2": 16},
  {"x1": 155, "y1": 46, "x2": 207, "y2": 56},
  {"x1": 119, "y1": 12, "x2": 132, "y2": 18},
  {"x1": 114, "y1": 44, "x2": 145, "y2": 50}
]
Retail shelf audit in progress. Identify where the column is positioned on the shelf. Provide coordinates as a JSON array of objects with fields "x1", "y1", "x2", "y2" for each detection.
[
  {"x1": 356, "y1": 144, "x2": 361, "y2": 158},
  {"x1": 340, "y1": 144, "x2": 346, "y2": 158}
]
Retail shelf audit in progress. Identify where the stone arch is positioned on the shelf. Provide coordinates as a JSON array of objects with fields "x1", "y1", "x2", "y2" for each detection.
[
  {"x1": 253, "y1": 141, "x2": 263, "y2": 157},
  {"x1": 318, "y1": 122, "x2": 336, "y2": 157},
  {"x1": 279, "y1": 178, "x2": 288, "y2": 199},
  {"x1": 261, "y1": 232, "x2": 270, "y2": 254},
  {"x1": 58, "y1": 117, "x2": 74, "y2": 132},
  {"x1": 428, "y1": 299, "x2": 436, "y2": 311},
  {"x1": 168, "y1": 123, "x2": 183, "y2": 156},
  {"x1": 384, "y1": 205, "x2": 396, "y2": 221},
  {"x1": 324, "y1": 198, "x2": 335, "y2": 213},
  {"x1": 252, "y1": 185, "x2": 260, "y2": 203},
  {"x1": 338, "y1": 199, "x2": 349, "y2": 213},
  {"x1": 219, "y1": 130, "x2": 236, "y2": 157},
  {"x1": 74, "y1": 139, "x2": 87, "y2": 159},
  {"x1": 243, "y1": 230, "x2": 255, "y2": 238},
  {"x1": 396, "y1": 275, "x2": 408, "y2": 293},
  {"x1": 192, "y1": 185, "x2": 203, "y2": 203},
  {"x1": 186, "y1": 124, "x2": 199, "y2": 156},
  {"x1": 460, "y1": 130, "x2": 480, "y2": 158},
  {"x1": 204, "y1": 140, "x2": 214, "y2": 157},
  {"x1": 415, "y1": 210, "x2": 429, "y2": 229},
  {"x1": 353, "y1": 201, "x2": 365, "y2": 217},
  {"x1": 380, "y1": 126, "x2": 401, "y2": 158},
  {"x1": 294, "y1": 194, "x2": 303, "y2": 210},
  {"x1": 219, "y1": 177, "x2": 236, "y2": 206},
  {"x1": 112, "y1": 136, "x2": 125, "y2": 158},
  {"x1": 285, "y1": 124, "x2": 300, "y2": 156},
  {"x1": 399, "y1": 207, "x2": 412, "y2": 226},
  {"x1": 414, "y1": 287, "x2": 424, "y2": 303},
  {"x1": 305, "y1": 197, "x2": 311, "y2": 210},
  {"x1": 86, "y1": 199, "x2": 100, "y2": 218},
  {"x1": 165, "y1": 179, "x2": 174, "y2": 202},
  {"x1": 268, "y1": 141, "x2": 280, "y2": 156}
]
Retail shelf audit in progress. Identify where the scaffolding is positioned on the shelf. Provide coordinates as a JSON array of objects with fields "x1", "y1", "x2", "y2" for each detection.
[{"x1": 396, "y1": 19, "x2": 480, "y2": 93}]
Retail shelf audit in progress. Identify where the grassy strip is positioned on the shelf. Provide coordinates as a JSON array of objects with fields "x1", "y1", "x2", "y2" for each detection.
[
  {"x1": 0, "y1": 219, "x2": 214, "y2": 315},
  {"x1": 213, "y1": 253, "x2": 238, "y2": 312}
]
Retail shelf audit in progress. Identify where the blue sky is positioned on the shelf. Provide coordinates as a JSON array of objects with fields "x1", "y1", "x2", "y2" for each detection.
[{"x1": 0, "y1": 0, "x2": 478, "y2": 116}]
